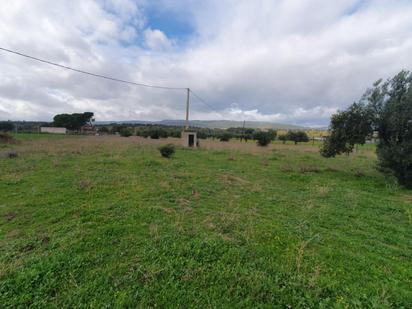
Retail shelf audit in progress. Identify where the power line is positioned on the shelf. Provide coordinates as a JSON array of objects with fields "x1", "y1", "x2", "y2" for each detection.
[
  {"x1": 0, "y1": 46, "x2": 225, "y2": 117},
  {"x1": 189, "y1": 89, "x2": 220, "y2": 113},
  {"x1": 0, "y1": 47, "x2": 186, "y2": 90}
]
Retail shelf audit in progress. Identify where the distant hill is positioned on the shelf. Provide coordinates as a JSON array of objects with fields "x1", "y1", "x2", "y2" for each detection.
[{"x1": 97, "y1": 119, "x2": 308, "y2": 130}]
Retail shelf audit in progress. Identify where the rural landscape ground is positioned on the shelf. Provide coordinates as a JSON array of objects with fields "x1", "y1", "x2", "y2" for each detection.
[{"x1": 1, "y1": 134, "x2": 411, "y2": 307}]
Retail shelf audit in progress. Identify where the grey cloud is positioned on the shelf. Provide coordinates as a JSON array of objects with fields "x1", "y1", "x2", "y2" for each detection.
[{"x1": 1, "y1": 0, "x2": 412, "y2": 126}]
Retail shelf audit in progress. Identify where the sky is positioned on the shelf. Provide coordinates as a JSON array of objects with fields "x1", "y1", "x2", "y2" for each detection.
[{"x1": 1, "y1": 0, "x2": 412, "y2": 127}]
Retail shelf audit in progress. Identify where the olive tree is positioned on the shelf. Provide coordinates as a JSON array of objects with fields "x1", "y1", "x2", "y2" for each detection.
[{"x1": 321, "y1": 71, "x2": 412, "y2": 188}]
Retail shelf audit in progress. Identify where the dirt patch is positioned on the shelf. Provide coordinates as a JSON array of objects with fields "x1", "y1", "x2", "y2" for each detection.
[
  {"x1": 0, "y1": 133, "x2": 18, "y2": 145},
  {"x1": 325, "y1": 166, "x2": 340, "y2": 172},
  {"x1": 221, "y1": 173, "x2": 250, "y2": 185},
  {"x1": 280, "y1": 165, "x2": 294, "y2": 173},
  {"x1": 299, "y1": 165, "x2": 321, "y2": 173},
  {"x1": 4, "y1": 212, "x2": 17, "y2": 221},
  {"x1": 78, "y1": 179, "x2": 93, "y2": 190},
  {"x1": 41, "y1": 236, "x2": 50, "y2": 245},
  {"x1": 19, "y1": 243, "x2": 35, "y2": 253},
  {"x1": 353, "y1": 170, "x2": 365, "y2": 177},
  {"x1": 400, "y1": 195, "x2": 412, "y2": 204}
]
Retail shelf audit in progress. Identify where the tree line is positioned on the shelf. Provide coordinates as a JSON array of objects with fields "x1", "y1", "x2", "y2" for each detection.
[{"x1": 96, "y1": 124, "x2": 310, "y2": 145}]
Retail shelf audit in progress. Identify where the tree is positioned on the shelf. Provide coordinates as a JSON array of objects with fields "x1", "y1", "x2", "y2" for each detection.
[
  {"x1": 278, "y1": 134, "x2": 287, "y2": 144},
  {"x1": 53, "y1": 112, "x2": 94, "y2": 131},
  {"x1": 321, "y1": 103, "x2": 374, "y2": 156},
  {"x1": 0, "y1": 121, "x2": 14, "y2": 132},
  {"x1": 254, "y1": 131, "x2": 275, "y2": 146},
  {"x1": 120, "y1": 128, "x2": 132, "y2": 137},
  {"x1": 286, "y1": 131, "x2": 309, "y2": 145},
  {"x1": 219, "y1": 132, "x2": 232, "y2": 142},
  {"x1": 321, "y1": 71, "x2": 412, "y2": 188}
]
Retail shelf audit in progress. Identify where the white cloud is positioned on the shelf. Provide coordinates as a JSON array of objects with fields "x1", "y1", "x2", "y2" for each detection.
[
  {"x1": 144, "y1": 28, "x2": 174, "y2": 50},
  {"x1": 1, "y1": 0, "x2": 412, "y2": 126}
]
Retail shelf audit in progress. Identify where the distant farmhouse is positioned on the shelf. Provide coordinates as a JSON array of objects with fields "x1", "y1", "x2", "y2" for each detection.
[{"x1": 40, "y1": 127, "x2": 67, "y2": 134}]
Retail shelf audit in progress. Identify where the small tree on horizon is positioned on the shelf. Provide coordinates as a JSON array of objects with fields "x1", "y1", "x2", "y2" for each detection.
[
  {"x1": 286, "y1": 130, "x2": 309, "y2": 145},
  {"x1": 53, "y1": 112, "x2": 94, "y2": 131},
  {"x1": 254, "y1": 130, "x2": 276, "y2": 146}
]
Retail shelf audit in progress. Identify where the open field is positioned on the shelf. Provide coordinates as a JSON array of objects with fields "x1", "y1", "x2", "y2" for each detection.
[{"x1": 1, "y1": 134, "x2": 411, "y2": 307}]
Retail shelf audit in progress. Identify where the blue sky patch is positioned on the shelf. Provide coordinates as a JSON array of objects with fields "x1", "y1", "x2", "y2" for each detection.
[{"x1": 144, "y1": 5, "x2": 194, "y2": 44}]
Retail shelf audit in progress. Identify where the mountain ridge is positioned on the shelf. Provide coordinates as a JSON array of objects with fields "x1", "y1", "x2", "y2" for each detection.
[{"x1": 96, "y1": 119, "x2": 312, "y2": 130}]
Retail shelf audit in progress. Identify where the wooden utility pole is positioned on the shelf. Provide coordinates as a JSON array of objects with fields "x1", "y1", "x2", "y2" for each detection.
[
  {"x1": 241, "y1": 120, "x2": 246, "y2": 142},
  {"x1": 185, "y1": 88, "x2": 190, "y2": 130}
]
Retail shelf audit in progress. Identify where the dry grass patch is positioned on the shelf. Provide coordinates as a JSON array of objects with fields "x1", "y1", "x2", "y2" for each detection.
[
  {"x1": 0, "y1": 133, "x2": 19, "y2": 145},
  {"x1": 280, "y1": 165, "x2": 295, "y2": 173},
  {"x1": 4, "y1": 211, "x2": 17, "y2": 221},
  {"x1": 299, "y1": 165, "x2": 321, "y2": 173},
  {"x1": 220, "y1": 173, "x2": 250, "y2": 186},
  {"x1": 78, "y1": 179, "x2": 93, "y2": 191}
]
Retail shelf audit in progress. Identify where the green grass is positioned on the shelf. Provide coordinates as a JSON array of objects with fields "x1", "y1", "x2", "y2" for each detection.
[{"x1": 0, "y1": 135, "x2": 411, "y2": 308}]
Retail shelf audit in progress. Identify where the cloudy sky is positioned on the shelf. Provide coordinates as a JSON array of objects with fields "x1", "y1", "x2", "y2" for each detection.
[{"x1": 1, "y1": 0, "x2": 412, "y2": 126}]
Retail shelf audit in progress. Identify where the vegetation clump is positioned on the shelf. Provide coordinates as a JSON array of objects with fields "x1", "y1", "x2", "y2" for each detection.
[
  {"x1": 286, "y1": 130, "x2": 309, "y2": 145},
  {"x1": 159, "y1": 144, "x2": 175, "y2": 158},
  {"x1": 219, "y1": 133, "x2": 232, "y2": 142},
  {"x1": 254, "y1": 131, "x2": 275, "y2": 146},
  {"x1": 119, "y1": 128, "x2": 132, "y2": 137}
]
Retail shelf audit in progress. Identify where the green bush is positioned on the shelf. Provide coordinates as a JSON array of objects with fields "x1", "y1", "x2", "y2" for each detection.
[
  {"x1": 159, "y1": 144, "x2": 175, "y2": 158},
  {"x1": 219, "y1": 133, "x2": 232, "y2": 142},
  {"x1": 254, "y1": 131, "x2": 274, "y2": 146},
  {"x1": 119, "y1": 128, "x2": 132, "y2": 137},
  {"x1": 286, "y1": 131, "x2": 309, "y2": 145}
]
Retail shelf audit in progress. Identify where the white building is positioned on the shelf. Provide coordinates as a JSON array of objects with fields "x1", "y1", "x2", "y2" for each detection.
[{"x1": 40, "y1": 127, "x2": 67, "y2": 134}]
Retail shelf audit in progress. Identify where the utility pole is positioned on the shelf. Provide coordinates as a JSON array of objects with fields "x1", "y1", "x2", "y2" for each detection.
[
  {"x1": 185, "y1": 88, "x2": 190, "y2": 130},
  {"x1": 241, "y1": 120, "x2": 246, "y2": 142}
]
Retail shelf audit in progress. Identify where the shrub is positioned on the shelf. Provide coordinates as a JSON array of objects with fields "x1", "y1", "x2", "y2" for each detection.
[
  {"x1": 254, "y1": 131, "x2": 274, "y2": 146},
  {"x1": 120, "y1": 128, "x2": 132, "y2": 137},
  {"x1": 150, "y1": 130, "x2": 160, "y2": 139},
  {"x1": 286, "y1": 131, "x2": 309, "y2": 145},
  {"x1": 219, "y1": 133, "x2": 232, "y2": 142},
  {"x1": 159, "y1": 144, "x2": 175, "y2": 158}
]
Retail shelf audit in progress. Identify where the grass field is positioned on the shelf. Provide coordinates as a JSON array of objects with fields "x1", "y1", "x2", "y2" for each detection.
[{"x1": 1, "y1": 134, "x2": 411, "y2": 308}]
